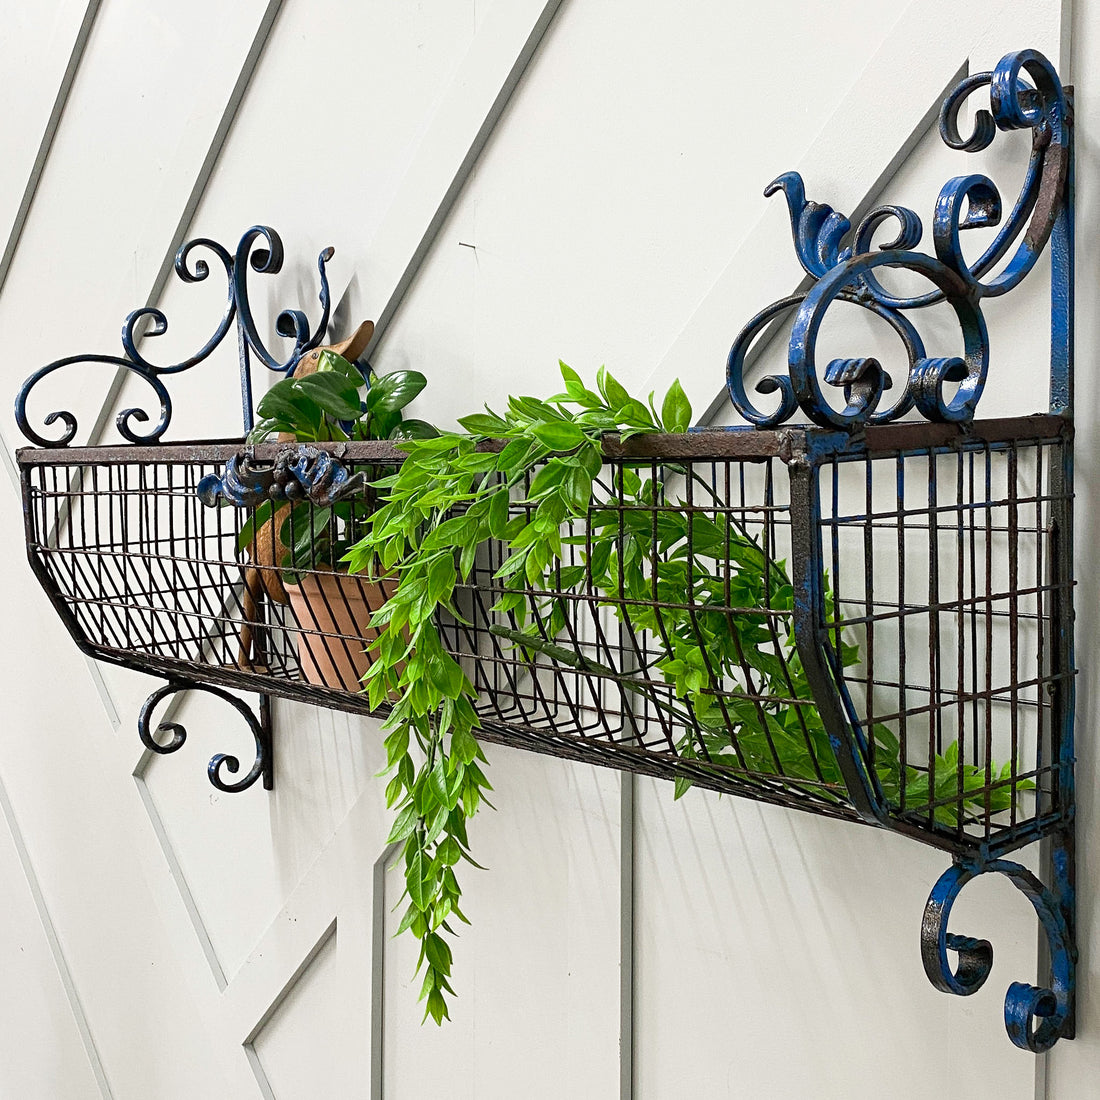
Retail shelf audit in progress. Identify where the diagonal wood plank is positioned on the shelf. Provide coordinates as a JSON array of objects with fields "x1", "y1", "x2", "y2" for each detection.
[{"x1": 361, "y1": 0, "x2": 566, "y2": 352}]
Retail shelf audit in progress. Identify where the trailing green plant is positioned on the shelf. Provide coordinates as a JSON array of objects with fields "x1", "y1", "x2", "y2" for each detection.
[
  {"x1": 238, "y1": 351, "x2": 438, "y2": 575},
  {"x1": 344, "y1": 362, "x2": 1031, "y2": 1023}
]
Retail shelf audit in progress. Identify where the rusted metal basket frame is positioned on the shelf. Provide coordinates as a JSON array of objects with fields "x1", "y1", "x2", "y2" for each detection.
[{"x1": 17, "y1": 412, "x2": 1074, "y2": 865}]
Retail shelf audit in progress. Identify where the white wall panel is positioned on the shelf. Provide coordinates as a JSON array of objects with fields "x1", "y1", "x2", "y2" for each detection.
[
  {"x1": 383, "y1": 748, "x2": 621, "y2": 1099},
  {"x1": 634, "y1": 787, "x2": 1038, "y2": 1099},
  {"x1": 0, "y1": 0, "x2": 91, "y2": 251},
  {"x1": 372, "y1": 0, "x2": 911, "y2": 417},
  {"x1": 141, "y1": 694, "x2": 380, "y2": 981},
  {"x1": 250, "y1": 925, "x2": 372, "y2": 1099},
  {"x1": 0, "y1": 775, "x2": 102, "y2": 1100},
  {"x1": 0, "y1": 448, "x2": 253, "y2": 1097}
]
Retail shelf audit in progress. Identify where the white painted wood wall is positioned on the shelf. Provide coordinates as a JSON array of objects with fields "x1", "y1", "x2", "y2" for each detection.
[{"x1": 2, "y1": 2, "x2": 1098, "y2": 1097}]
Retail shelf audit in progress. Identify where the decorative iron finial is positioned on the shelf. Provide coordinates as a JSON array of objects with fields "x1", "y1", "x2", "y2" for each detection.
[{"x1": 728, "y1": 48, "x2": 1070, "y2": 430}]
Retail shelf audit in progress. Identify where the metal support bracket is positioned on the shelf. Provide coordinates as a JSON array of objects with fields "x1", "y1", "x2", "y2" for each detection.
[
  {"x1": 139, "y1": 680, "x2": 274, "y2": 793},
  {"x1": 921, "y1": 826, "x2": 1076, "y2": 1051}
]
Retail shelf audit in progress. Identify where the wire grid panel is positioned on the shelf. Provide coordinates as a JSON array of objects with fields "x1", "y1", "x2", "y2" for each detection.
[
  {"x1": 820, "y1": 435, "x2": 1071, "y2": 852},
  {"x1": 20, "y1": 455, "x2": 411, "y2": 706},
  {"x1": 448, "y1": 452, "x2": 864, "y2": 820}
]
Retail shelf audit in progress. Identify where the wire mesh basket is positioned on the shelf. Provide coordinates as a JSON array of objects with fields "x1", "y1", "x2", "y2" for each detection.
[{"x1": 19, "y1": 415, "x2": 1072, "y2": 858}]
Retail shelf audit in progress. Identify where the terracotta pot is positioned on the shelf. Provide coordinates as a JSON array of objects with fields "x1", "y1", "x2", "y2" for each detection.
[{"x1": 284, "y1": 570, "x2": 397, "y2": 692}]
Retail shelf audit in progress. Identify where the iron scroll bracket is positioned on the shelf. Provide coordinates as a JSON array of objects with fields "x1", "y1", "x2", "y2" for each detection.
[
  {"x1": 15, "y1": 225, "x2": 334, "y2": 448},
  {"x1": 921, "y1": 827, "x2": 1076, "y2": 1052},
  {"x1": 727, "y1": 49, "x2": 1073, "y2": 431},
  {"x1": 139, "y1": 680, "x2": 274, "y2": 793}
]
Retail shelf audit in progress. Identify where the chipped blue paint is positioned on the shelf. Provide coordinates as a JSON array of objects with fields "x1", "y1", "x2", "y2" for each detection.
[
  {"x1": 197, "y1": 444, "x2": 370, "y2": 509},
  {"x1": 733, "y1": 49, "x2": 1077, "y2": 1052},
  {"x1": 921, "y1": 841, "x2": 1075, "y2": 1052},
  {"x1": 727, "y1": 49, "x2": 1071, "y2": 432}
]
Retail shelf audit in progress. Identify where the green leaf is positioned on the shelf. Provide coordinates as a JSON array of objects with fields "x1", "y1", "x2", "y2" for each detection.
[
  {"x1": 407, "y1": 845, "x2": 430, "y2": 911},
  {"x1": 508, "y1": 395, "x2": 562, "y2": 423},
  {"x1": 457, "y1": 412, "x2": 509, "y2": 435},
  {"x1": 487, "y1": 490, "x2": 510, "y2": 538},
  {"x1": 660, "y1": 379, "x2": 692, "y2": 432},
  {"x1": 428, "y1": 755, "x2": 449, "y2": 805},
  {"x1": 528, "y1": 458, "x2": 569, "y2": 499},
  {"x1": 255, "y1": 378, "x2": 323, "y2": 434},
  {"x1": 315, "y1": 349, "x2": 363, "y2": 384},
  {"x1": 396, "y1": 903, "x2": 421, "y2": 936},
  {"x1": 596, "y1": 366, "x2": 630, "y2": 411},
  {"x1": 496, "y1": 437, "x2": 538, "y2": 472},
  {"x1": 387, "y1": 803, "x2": 420, "y2": 845},
  {"x1": 368, "y1": 370, "x2": 428, "y2": 414},
  {"x1": 562, "y1": 466, "x2": 593, "y2": 514},
  {"x1": 245, "y1": 418, "x2": 285, "y2": 443},
  {"x1": 425, "y1": 933, "x2": 452, "y2": 975},
  {"x1": 426, "y1": 555, "x2": 455, "y2": 605},
  {"x1": 424, "y1": 988, "x2": 450, "y2": 1025},
  {"x1": 451, "y1": 726, "x2": 480, "y2": 766},
  {"x1": 385, "y1": 726, "x2": 410, "y2": 768},
  {"x1": 296, "y1": 371, "x2": 362, "y2": 420},
  {"x1": 424, "y1": 804, "x2": 450, "y2": 846},
  {"x1": 389, "y1": 418, "x2": 440, "y2": 440},
  {"x1": 588, "y1": 539, "x2": 612, "y2": 580},
  {"x1": 530, "y1": 420, "x2": 585, "y2": 452}
]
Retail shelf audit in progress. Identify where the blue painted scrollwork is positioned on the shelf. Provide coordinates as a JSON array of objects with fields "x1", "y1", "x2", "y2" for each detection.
[
  {"x1": 139, "y1": 680, "x2": 273, "y2": 793},
  {"x1": 196, "y1": 444, "x2": 370, "y2": 509},
  {"x1": 15, "y1": 227, "x2": 333, "y2": 447},
  {"x1": 921, "y1": 851, "x2": 1075, "y2": 1052},
  {"x1": 728, "y1": 48, "x2": 1070, "y2": 430}
]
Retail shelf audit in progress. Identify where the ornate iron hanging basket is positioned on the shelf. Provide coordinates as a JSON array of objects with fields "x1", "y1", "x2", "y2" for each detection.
[{"x1": 14, "y1": 48, "x2": 1076, "y2": 1053}]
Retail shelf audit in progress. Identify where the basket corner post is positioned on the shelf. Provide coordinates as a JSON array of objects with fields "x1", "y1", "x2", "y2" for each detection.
[{"x1": 785, "y1": 443, "x2": 889, "y2": 827}]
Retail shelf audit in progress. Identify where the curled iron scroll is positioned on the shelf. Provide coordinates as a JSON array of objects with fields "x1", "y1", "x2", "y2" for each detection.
[
  {"x1": 139, "y1": 680, "x2": 271, "y2": 794},
  {"x1": 196, "y1": 444, "x2": 371, "y2": 509},
  {"x1": 15, "y1": 227, "x2": 333, "y2": 447},
  {"x1": 921, "y1": 858, "x2": 1074, "y2": 1052},
  {"x1": 728, "y1": 48, "x2": 1069, "y2": 430}
]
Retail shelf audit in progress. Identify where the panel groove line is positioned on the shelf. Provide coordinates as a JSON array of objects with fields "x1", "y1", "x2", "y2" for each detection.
[
  {"x1": 244, "y1": 917, "x2": 339, "y2": 1099},
  {"x1": 132, "y1": 761, "x2": 229, "y2": 991},
  {"x1": 620, "y1": 772, "x2": 634, "y2": 1100},
  {"x1": 0, "y1": 0, "x2": 103, "y2": 313},
  {"x1": 371, "y1": 843, "x2": 397, "y2": 1100},
  {"x1": 0, "y1": 6, "x2": 113, "y2": 1093},
  {"x1": 84, "y1": 0, "x2": 288, "y2": 453},
  {"x1": 0, "y1": 767, "x2": 114, "y2": 1098},
  {"x1": 694, "y1": 60, "x2": 968, "y2": 427},
  {"x1": 366, "y1": 0, "x2": 568, "y2": 354}
]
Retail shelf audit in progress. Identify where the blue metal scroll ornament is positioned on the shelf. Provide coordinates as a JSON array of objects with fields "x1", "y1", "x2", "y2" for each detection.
[
  {"x1": 196, "y1": 444, "x2": 370, "y2": 508},
  {"x1": 728, "y1": 48, "x2": 1070, "y2": 430},
  {"x1": 729, "y1": 46, "x2": 1077, "y2": 1053},
  {"x1": 921, "y1": 837, "x2": 1076, "y2": 1053},
  {"x1": 15, "y1": 226, "x2": 333, "y2": 446}
]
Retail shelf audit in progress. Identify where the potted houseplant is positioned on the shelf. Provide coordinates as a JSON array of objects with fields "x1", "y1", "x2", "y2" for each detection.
[
  {"x1": 236, "y1": 320, "x2": 437, "y2": 689},
  {"x1": 341, "y1": 362, "x2": 1032, "y2": 1023}
]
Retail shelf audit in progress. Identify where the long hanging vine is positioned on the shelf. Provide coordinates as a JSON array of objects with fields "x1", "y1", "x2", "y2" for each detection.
[{"x1": 345, "y1": 363, "x2": 1028, "y2": 1023}]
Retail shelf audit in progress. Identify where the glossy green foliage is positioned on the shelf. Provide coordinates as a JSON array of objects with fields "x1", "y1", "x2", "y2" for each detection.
[
  {"x1": 238, "y1": 352, "x2": 437, "y2": 573},
  {"x1": 247, "y1": 350, "x2": 436, "y2": 445}
]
